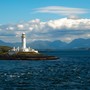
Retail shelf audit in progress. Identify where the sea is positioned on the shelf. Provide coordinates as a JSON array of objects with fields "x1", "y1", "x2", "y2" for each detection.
[{"x1": 0, "y1": 50, "x2": 90, "y2": 90}]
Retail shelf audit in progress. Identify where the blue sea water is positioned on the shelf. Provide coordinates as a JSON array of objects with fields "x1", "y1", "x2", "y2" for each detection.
[{"x1": 0, "y1": 50, "x2": 90, "y2": 90}]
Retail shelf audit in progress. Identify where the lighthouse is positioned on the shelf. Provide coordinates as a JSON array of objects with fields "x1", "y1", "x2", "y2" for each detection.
[
  {"x1": 22, "y1": 32, "x2": 26, "y2": 49},
  {"x1": 8, "y1": 32, "x2": 38, "y2": 55}
]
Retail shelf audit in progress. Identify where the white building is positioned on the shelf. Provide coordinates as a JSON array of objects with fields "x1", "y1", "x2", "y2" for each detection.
[{"x1": 8, "y1": 33, "x2": 38, "y2": 55}]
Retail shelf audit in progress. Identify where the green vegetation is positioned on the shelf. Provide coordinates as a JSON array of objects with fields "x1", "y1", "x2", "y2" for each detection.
[{"x1": 0, "y1": 46, "x2": 11, "y2": 54}]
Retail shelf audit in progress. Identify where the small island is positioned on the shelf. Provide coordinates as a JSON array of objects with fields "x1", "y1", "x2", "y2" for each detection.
[{"x1": 0, "y1": 33, "x2": 58, "y2": 60}]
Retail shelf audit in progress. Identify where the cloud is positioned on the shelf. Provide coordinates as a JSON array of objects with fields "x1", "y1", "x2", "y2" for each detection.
[
  {"x1": 0, "y1": 18, "x2": 90, "y2": 42},
  {"x1": 17, "y1": 24, "x2": 24, "y2": 30},
  {"x1": 7, "y1": 26, "x2": 14, "y2": 30},
  {"x1": 34, "y1": 6, "x2": 88, "y2": 16}
]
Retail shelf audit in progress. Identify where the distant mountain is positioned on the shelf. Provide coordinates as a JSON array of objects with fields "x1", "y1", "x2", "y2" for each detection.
[
  {"x1": 28, "y1": 40, "x2": 67, "y2": 49},
  {"x1": 0, "y1": 40, "x2": 13, "y2": 47},
  {"x1": 0, "y1": 38, "x2": 90, "y2": 49},
  {"x1": 67, "y1": 38, "x2": 90, "y2": 49},
  {"x1": 0, "y1": 40, "x2": 21, "y2": 47}
]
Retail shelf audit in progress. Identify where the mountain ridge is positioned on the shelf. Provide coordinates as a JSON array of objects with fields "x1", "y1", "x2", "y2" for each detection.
[{"x1": 0, "y1": 38, "x2": 90, "y2": 49}]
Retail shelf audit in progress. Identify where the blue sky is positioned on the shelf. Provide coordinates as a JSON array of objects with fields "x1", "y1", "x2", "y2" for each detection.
[
  {"x1": 0, "y1": 0, "x2": 90, "y2": 42},
  {"x1": 0, "y1": 0, "x2": 90, "y2": 24}
]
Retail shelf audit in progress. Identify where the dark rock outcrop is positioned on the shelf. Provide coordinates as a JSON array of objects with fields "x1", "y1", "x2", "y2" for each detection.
[{"x1": 0, "y1": 52, "x2": 59, "y2": 60}]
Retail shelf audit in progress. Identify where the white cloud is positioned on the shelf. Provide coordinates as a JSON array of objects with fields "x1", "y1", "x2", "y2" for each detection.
[
  {"x1": 0, "y1": 18, "x2": 90, "y2": 42},
  {"x1": 8, "y1": 27, "x2": 14, "y2": 30},
  {"x1": 17, "y1": 24, "x2": 24, "y2": 30},
  {"x1": 34, "y1": 6, "x2": 88, "y2": 16}
]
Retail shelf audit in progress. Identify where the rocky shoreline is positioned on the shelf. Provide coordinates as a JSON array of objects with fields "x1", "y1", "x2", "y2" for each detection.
[{"x1": 0, "y1": 53, "x2": 59, "y2": 60}]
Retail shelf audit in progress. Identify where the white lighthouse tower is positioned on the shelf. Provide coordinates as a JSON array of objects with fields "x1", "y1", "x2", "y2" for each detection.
[
  {"x1": 22, "y1": 32, "x2": 26, "y2": 49},
  {"x1": 8, "y1": 32, "x2": 38, "y2": 55}
]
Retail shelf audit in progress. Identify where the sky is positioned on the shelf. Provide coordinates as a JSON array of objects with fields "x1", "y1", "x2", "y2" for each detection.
[{"x1": 0, "y1": 0, "x2": 90, "y2": 42}]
